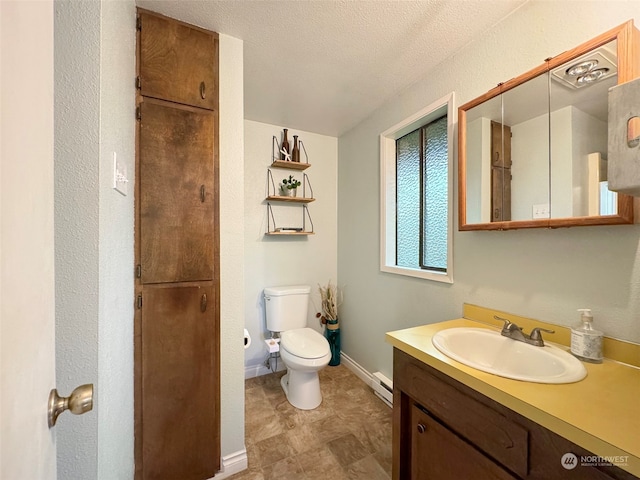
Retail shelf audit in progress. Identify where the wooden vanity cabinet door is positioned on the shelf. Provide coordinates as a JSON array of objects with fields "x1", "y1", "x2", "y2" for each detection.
[
  {"x1": 393, "y1": 349, "x2": 637, "y2": 480},
  {"x1": 139, "y1": 11, "x2": 217, "y2": 110},
  {"x1": 139, "y1": 99, "x2": 215, "y2": 284},
  {"x1": 395, "y1": 350, "x2": 529, "y2": 477},
  {"x1": 410, "y1": 403, "x2": 517, "y2": 480},
  {"x1": 140, "y1": 285, "x2": 218, "y2": 480}
]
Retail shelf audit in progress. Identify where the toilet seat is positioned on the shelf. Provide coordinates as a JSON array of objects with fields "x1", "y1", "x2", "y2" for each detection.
[{"x1": 280, "y1": 328, "x2": 329, "y2": 359}]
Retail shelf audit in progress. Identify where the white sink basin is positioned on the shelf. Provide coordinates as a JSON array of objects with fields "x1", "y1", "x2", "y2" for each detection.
[{"x1": 432, "y1": 327, "x2": 587, "y2": 384}]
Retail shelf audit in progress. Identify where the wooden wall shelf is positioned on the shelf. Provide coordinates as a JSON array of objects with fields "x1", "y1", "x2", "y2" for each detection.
[
  {"x1": 271, "y1": 135, "x2": 310, "y2": 169},
  {"x1": 270, "y1": 160, "x2": 310, "y2": 170},
  {"x1": 266, "y1": 195, "x2": 315, "y2": 203},
  {"x1": 265, "y1": 231, "x2": 315, "y2": 236},
  {"x1": 266, "y1": 203, "x2": 314, "y2": 235},
  {"x1": 266, "y1": 135, "x2": 314, "y2": 236}
]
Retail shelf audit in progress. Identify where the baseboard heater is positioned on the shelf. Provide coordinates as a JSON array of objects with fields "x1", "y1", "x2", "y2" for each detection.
[{"x1": 371, "y1": 372, "x2": 393, "y2": 408}]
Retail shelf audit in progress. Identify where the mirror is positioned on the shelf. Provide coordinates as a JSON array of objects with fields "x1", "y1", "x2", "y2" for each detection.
[{"x1": 459, "y1": 22, "x2": 637, "y2": 230}]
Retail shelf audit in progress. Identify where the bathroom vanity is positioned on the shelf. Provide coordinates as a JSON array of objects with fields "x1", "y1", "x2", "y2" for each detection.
[{"x1": 387, "y1": 307, "x2": 640, "y2": 480}]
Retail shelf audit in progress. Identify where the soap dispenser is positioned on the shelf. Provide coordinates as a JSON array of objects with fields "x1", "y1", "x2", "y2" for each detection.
[{"x1": 570, "y1": 309, "x2": 603, "y2": 363}]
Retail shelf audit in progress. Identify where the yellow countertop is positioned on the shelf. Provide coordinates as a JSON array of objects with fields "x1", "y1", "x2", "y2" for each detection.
[{"x1": 386, "y1": 318, "x2": 640, "y2": 477}]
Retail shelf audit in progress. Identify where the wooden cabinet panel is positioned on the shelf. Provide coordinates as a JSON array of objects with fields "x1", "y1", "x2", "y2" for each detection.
[
  {"x1": 398, "y1": 358, "x2": 529, "y2": 478},
  {"x1": 410, "y1": 403, "x2": 516, "y2": 480},
  {"x1": 139, "y1": 11, "x2": 217, "y2": 110},
  {"x1": 491, "y1": 121, "x2": 512, "y2": 222},
  {"x1": 141, "y1": 285, "x2": 218, "y2": 480},
  {"x1": 139, "y1": 99, "x2": 215, "y2": 284},
  {"x1": 393, "y1": 349, "x2": 636, "y2": 480},
  {"x1": 136, "y1": 10, "x2": 220, "y2": 479}
]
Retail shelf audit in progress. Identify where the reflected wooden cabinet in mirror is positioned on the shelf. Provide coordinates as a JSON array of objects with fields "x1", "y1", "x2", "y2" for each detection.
[{"x1": 458, "y1": 20, "x2": 639, "y2": 231}]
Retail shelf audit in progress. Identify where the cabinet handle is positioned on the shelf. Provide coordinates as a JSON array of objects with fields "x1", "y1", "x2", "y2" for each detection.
[
  {"x1": 201, "y1": 294, "x2": 207, "y2": 312},
  {"x1": 200, "y1": 81, "x2": 206, "y2": 99},
  {"x1": 417, "y1": 423, "x2": 426, "y2": 434},
  {"x1": 200, "y1": 185, "x2": 206, "y2": 203}
]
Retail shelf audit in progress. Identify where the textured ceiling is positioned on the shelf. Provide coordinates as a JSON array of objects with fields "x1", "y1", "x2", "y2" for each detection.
[{"x1": 137, "y1": 0, "x2": 528, "y2": 136}]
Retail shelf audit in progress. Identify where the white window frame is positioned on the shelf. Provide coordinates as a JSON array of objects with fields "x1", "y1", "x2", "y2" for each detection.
[{"x1": 379, "y1": 92, "x2": 455, "y2": 284}]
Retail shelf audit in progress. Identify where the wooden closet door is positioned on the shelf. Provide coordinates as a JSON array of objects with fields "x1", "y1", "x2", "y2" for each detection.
[
  {"x1": 491, "y1": 121, "x2": 512, "y2": 222},
  {"x1": 138, "y1": 11, "x2": 217, "y2": 110},
  {"x1": 141, "y1": 285, "x2": 218, "y2": 480},
  {"x1": 139, "y1": 99, "x2": 215, "y2": 284}
]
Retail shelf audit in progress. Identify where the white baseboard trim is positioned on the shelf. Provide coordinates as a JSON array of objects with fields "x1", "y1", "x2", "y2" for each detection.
[
  {"x1": 340, "y1": 352, "x2": 393, "y2": 408},
  {"x1": 244, "y1": 353, "x2": 376, "y2": 389},
  {"x1": 245, "y1": 359, "x2": 286, "y2": 379},
  {"x1": 211, "y1": 449, "x2": 248, "y2": 479},
  {"x1": 244, "y1": 363, "x2": 270, "y2": 379},
  {"x1": 340, "y1": 352, "x2": 373, "y2": 386}
]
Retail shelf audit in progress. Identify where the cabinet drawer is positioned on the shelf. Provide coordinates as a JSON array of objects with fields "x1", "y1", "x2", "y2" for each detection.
[
  {"x1": 394, "y1": 349, "x2": 529, "y2": 478},
  {"x1": 410, "y1": 403, "x2": 517, "y2": 480}
]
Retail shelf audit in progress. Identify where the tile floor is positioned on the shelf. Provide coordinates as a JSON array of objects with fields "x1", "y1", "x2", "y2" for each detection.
[{"x1": 228, "y1": 364, "x2": 393, "y2": 480}]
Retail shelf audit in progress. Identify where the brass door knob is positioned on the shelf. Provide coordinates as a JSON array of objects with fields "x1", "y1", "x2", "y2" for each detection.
[{"x1": 48, "y1": 384, "x2": 94, "y2": 428}]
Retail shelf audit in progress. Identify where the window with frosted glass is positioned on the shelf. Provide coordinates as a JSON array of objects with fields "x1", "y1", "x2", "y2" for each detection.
[
  {"x1": 396, "y1": 115, "x2": 448, "y2": 272},
  {"x1": 396, "y1": 130, "x2": 421, "y2": 268}
]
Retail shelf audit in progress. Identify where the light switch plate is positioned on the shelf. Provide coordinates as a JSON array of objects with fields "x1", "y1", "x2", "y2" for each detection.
[
  {"x1": 532, "y1": 203, "x2": 550, "y2": 219},
  {"x1": 112, "y1": 152, "x2": 128, "y2": 196}
]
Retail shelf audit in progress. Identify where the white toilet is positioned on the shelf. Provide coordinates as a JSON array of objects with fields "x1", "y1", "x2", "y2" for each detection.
[{"x1": 264, "y1": 285, "x2": 331, "y2": 410}]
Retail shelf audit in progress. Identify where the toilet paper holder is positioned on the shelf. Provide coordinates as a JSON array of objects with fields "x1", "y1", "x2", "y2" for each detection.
[{"x1": 243, "y1": 328, "x2": 252, "y2": 349}]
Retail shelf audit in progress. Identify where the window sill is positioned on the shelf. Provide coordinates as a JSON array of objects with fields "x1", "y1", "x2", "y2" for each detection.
[{"x1": 380, "y1": 264, "x2": 453, "y2": 284}]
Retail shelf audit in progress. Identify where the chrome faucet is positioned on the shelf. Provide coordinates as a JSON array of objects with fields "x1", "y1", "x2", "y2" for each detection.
[{"x1": 494, "y1": 315, "x2": 555, "y2": 347}]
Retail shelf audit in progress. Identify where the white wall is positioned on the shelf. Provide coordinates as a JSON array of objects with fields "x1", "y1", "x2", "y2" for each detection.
[
  {"x1": 571, "y1": 107, "x2": 608, "y2": 216},
  {"x1": 511, "y1": 106, "x2": 576, "y2": 219},
  {"x1": 97, "y1": 0, "x2": 136, "y2": 478},
  {"x1": 510, "y1": 105, "x2": 608, "y2": 220},
  {"x1": 550, "y1": 107, "x2": 574, "y2": 218},
  {"x1": 244, "y1": 120, "x2": 338, "y2": 374},
  {"x1": 55, "y1": 0, "x2": 135, "y2": 478},
  {"x1": 54, "y1": 2, "x2": 101, "y2": 477},
  {"x1": 218, "y1": 33, "x2": 247, "y2": 463},
  {"x1": 465, "y1": 117, "x2": 491, "y2": 224},
  {"x1": 510, "y1": 113, "x2": 550, "y2": 220},
  {"x1": 338, "y1": 1, "x2": 640, "y2": 381},
  {"x1": 55, "y1": 7, "x2": 248, "y2": 476}
]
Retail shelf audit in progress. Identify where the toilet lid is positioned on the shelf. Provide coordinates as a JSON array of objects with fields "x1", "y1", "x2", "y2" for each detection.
[{"x1": 281, "y1": 328, "x2": 329, "y2": 359}]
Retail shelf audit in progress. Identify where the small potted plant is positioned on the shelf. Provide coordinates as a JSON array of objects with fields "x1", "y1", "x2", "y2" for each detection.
[{"x1": 281, "y1": 175, "x2": 301, "y2": 197}]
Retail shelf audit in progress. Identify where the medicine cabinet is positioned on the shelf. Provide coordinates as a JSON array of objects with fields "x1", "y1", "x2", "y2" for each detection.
[{"x1": 458, "y1": 20, "x2": 639, "y2": 230}]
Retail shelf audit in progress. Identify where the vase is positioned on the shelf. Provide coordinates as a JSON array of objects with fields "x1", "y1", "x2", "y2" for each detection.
[
  {"x1": 282, "y1": 187, "x2": 296, "y2": 197},
  {"x1": 292, "y1": 135, "x2": 300, "y2": 162},
  {"x1": 281, "y1": 128, "x2": 290, "y2": 161},
  {"x1": 325, "y1": 319, "x2": 341, "y2": 366}
]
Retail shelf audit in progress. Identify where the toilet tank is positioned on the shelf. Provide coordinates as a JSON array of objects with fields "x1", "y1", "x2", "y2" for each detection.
[{"x1": 264, "y1": 285, "x2": 311, "y2": 332}]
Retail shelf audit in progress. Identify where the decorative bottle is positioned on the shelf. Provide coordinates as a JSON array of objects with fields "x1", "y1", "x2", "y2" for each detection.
[
  {"x1": 570, "y1": 308, "x2": 603, "y2": 363},
  {"x1": 280, "y1": 128, "x2": 290, "y2": 161},
  {"x1": 292, "y1": 135, "x2": 300, "y2": 162}
]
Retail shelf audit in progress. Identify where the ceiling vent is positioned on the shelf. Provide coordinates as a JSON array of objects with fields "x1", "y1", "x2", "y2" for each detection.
[{"x1": 551, "y1": 48, "x2": 617, "y2": 89}]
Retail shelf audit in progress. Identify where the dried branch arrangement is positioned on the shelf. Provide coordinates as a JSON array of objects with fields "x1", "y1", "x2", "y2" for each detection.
[{"x1": 317, "y1": 281, "x2": 342, "y2": 322}]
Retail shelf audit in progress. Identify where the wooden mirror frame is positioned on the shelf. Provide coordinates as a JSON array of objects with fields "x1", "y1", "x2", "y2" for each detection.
[{"x1": 458, "y1": 20, "x2": 639, "y2": 231}]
